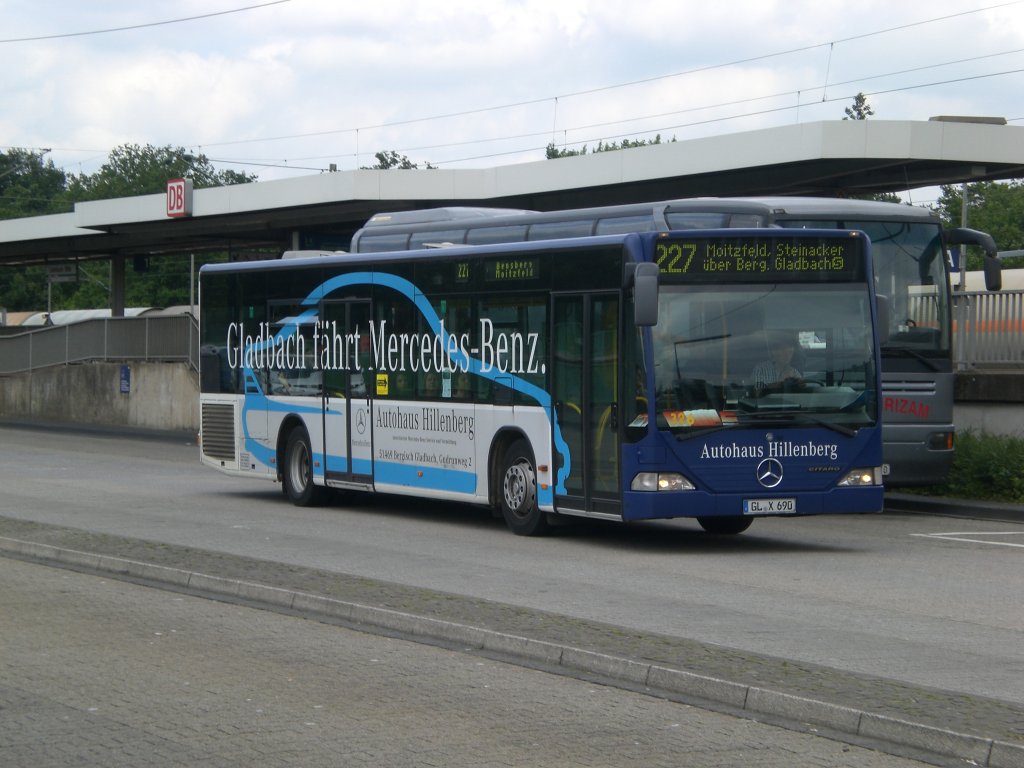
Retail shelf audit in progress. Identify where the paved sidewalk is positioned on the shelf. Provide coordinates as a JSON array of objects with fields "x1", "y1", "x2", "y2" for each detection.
[
  {"x1": 1, "y1": 555, "x2": 934, "y2": 768},
  {"x1": 1, "y1": 515, "x2": 1022, "y2": 767}
]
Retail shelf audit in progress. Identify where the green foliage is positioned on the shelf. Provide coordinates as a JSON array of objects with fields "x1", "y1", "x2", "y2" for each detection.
[
  {"x1": 0, "y1": 144, "x2": 255, "y2": 312},
  {"x1": 0, "y1": 265, "x2": 49, "y2": 310},
  {"x1": 361, "y1": 150, "x2": 436, "y2": 170},
  {"x1": 64, "y1": 144, "x2": 254, "y2": 202},
  {"x1": 546, "y1": 143, "x2": 587, "y2": 159},
  {"x1": 843, "y1": 92, "x2": 874, "y2": 120},
  {"x1": 3, "y1": 253, "x2": 233, "y2": 312},
  {"x1": 546, "y1": 134, "x2": 674, "y2": 159},
  {"x1": 0, "y1": 149, "x2": 69, "y2": 218},
  {"x1": 935, "y1": 181, "x2": 1024, "y2": 269},
  {"x1": 847, "y1": 190, "x2": 904, "y2": 203},
  {"x1": 920, "y1": 431, "x2": 1024, "y2": 503}
]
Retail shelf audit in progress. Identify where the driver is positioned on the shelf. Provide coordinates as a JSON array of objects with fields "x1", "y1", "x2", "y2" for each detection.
[{"x1": 752, "y1": 331, "x2": 802, "y2": 390}]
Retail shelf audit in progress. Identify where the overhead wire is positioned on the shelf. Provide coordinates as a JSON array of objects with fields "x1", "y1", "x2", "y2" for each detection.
[
  {"x1": 201, "y1": 62, "x2": 1024, "y2": 172},
  {"x1": 0, "y1": 1, "x2": 289, "y2": 43},
  {"x1": 192, "y1": 0, "x2": 1024, "y2": 155},
  {"x1": 8, "y1": 1, "x2": 1023, "y2": 174}
]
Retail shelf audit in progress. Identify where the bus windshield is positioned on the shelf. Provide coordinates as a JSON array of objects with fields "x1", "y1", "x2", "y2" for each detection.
[
  {"x1": 649, "y1": 283, "x2": 878, "y2": 435},
  {"x1": 779, "y1": 220, "x2": 948, "y2": 357}
]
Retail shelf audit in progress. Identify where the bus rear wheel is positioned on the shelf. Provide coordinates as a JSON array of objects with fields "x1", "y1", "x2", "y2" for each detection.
[
  {"x1": 498, "y1": 439, "x2": 548, "y2": 536},
  {"x1": 697, "y1": 516, "x2": 753, "y2": 535},
  {"x1": 283, "y1": 426, "x2": 330, "y2": 507}
]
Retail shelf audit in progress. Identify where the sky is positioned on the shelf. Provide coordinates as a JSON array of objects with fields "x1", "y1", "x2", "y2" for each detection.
[{"x1": 3, "y1": 0, "x2": 1024, "y2": 199}]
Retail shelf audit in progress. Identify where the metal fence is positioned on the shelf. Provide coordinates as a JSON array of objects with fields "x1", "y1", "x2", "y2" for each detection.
[
  {"x1": 952, "y1": 289, "x2": 1024, "y2": 369},
  {"x1": 0, "y1": 315, "x2": 200, "y2": 375}
]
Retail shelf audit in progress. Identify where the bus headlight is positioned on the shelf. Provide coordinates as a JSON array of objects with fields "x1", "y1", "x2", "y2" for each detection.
[
  {"x1": 631, "y1": 472, "x2": 696, "y2": 492},
  {"x1": 837, "y1": 468, "x2": 882, "y2": 486}
]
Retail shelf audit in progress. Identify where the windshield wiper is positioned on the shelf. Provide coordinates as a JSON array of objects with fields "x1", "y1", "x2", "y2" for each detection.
[{"x1": 740, "y1": 409, "x2": 858, "y2": 437}]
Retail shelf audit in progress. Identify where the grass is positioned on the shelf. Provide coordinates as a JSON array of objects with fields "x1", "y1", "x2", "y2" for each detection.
[{"x1": 913, "y1": 430, "x2": 1024, "y2": 504}]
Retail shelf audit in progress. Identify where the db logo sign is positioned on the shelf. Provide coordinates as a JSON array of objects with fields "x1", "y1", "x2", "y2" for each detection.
[{"x1": 166, "y1": 178, "x2": 193, "y2": 218}]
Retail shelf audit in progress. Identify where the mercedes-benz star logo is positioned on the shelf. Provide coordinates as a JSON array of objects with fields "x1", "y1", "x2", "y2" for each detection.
[{"x1": 756, "y1": 458, "x2": 784, "y2": 488}]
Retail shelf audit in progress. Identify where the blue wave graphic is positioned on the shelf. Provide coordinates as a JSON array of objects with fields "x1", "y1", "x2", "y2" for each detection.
[{"x1": 240, "y1": 271, "x2": 570, "y2": 501}]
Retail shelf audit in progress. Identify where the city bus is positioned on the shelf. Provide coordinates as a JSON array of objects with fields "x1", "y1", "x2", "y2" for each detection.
[
  {"x1": 199, "y1": 228, "x2": 884, "y2": 536},
  {"x1": 351, "y1": 197, "x2": 1002, "y2": 487}
]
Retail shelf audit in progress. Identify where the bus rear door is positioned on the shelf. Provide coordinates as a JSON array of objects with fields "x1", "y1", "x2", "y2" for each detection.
[{"x1": 321, "y1": 299, "x2": 374, "y2": 486}]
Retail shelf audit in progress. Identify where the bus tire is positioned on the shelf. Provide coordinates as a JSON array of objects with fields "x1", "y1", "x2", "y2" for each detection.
[
  {"x1": 697, "y1": 516, "x2": 753, "y2": 535},
  {"x1": 283, "y1": 426, "x2": 329, "y2": 507},
  {"x1": 498, "y1": 439, "x2": 547, "y2": 536}
]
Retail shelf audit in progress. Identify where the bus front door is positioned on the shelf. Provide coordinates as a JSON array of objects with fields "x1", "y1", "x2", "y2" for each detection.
[
  {"x1": 321, "y1": 299, "x2": 374, "y2": 487},
  {"x1": 552, "y1": 293, "x2": 622, "y2": 517}
]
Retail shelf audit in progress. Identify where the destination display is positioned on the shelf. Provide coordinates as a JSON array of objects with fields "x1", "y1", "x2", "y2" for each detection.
[
  {"x1": 654, "y1": 233, "x2": 865, "y2": 283},
  {"x1": 484, "y1": 256, "x2": 540, "y2": 282}
]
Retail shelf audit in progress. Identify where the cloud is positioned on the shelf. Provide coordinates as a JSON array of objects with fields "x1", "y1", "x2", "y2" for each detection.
[{"x1": 2, "y1": 0, "x2": 1022, "y2": 181}]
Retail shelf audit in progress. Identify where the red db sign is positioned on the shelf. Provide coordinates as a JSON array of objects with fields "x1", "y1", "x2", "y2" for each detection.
[{"x1": 166, "y1": 177, "x2": 193, "y2": 218}]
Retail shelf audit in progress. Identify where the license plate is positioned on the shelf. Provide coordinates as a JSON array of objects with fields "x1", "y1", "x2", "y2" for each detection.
[{"x1": 743, "y1": 498, "x2": 796, "y2": 515}]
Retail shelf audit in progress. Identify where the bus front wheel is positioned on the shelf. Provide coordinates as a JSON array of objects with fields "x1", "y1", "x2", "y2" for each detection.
[
  {"x1": 498, "y1": 439, "x2": 548, "y2": 536},
  {"x1": 283, "y1": 426, "x2": 329, "y2": 507},
  {"x1": 697, "y1": 516, "x2": 753, "y2": 535}
]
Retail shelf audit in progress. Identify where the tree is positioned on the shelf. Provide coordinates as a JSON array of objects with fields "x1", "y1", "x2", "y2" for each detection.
[
  {"x1": 0, "y1": 144, "x2": 258, "y2": 312},
  {"x1": 53, "y1": 145, "x2": 258, "y2": 311},
  {"x1": 546, "y1": 142, "x2": 588, "y2": 159},
  {"x1": 0, "y1": 149, "x2": 70, "y2": 311},
  {"x1": 935, "y1": 181, "x2": 1024, "y2": 269},
  {"x1": 0, "y1": 148, "x2": 69, "y2": 219},
  {"x1": 361, "y1": 150, "x2": 436, "y2": 170},
  {"x1": 546, "y1": 134, "x2": 674, "y2": 159},
  {"x1": 844, "y1": 92, "x2": 874, "y2": 121},
  {"x1": 65, "y1": 144, "x2": 254, "y2": 202}
]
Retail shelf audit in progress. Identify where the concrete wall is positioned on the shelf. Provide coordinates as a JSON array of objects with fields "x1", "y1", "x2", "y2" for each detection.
[
  {"x1": 954, "y1": 371, "x2": 1024, "y2": 437},
  {"x1": 0, "y1": 362, "x2": 198, "y2": 432},
  {"x1": 955, "y1": 403, "x2": 1024, "y2": 436}
]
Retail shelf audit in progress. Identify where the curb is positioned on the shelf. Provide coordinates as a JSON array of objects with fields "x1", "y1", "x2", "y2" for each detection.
[
  {"x1": 2, "y1": 535, "x2": 1022, "y2": 768},
  {"x1": 885, "y1": 492, "x2": 1024, "y2": 523}
]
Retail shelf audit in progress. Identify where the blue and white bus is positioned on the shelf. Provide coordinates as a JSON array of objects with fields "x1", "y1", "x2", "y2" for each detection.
[{"x1": 199, "y1": 229, "x2": 884, "y2": 535}]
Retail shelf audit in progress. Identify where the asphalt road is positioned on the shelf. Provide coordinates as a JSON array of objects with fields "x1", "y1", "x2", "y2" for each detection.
[
  {"x1": 1, "y1": 424, "x2": 1020, "y2": 705},
  {"x1": 1, "y1": 422, "x2": 1022, "y2": 765},
  {"x1": 1, "y1": 554, "x2": 936, "y2": 768}
]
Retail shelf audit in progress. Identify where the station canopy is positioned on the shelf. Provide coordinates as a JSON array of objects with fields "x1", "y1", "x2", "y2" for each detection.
[{"x1": 2, "y1": 118, "x2": 1023, "y2": 269}]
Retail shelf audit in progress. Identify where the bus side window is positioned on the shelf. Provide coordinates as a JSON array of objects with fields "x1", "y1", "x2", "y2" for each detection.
[
  {"x1": 420, "y1": 370, "x2": 442, "y2": 398},
  {"x1": 594, "y1": 214, "x2": 655, "y2": 235},
  {"x1": 452, "y1": 372, "x2": 474, "y2": 400}
]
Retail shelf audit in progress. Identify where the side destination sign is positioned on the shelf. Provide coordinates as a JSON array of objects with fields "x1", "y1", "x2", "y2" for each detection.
[{"x1": 654, "y1": 233, "x2": 864, "y2": 283}]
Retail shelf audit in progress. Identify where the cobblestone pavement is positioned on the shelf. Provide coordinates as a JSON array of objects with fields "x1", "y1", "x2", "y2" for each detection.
[{"x1": 1, "y1": 556, "x2": 938, "y2": 768}]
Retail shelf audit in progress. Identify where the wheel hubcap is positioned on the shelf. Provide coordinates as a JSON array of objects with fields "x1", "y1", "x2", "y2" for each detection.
[{"x1": 503, "y1": 461, "x2": 533, "y2": 518}]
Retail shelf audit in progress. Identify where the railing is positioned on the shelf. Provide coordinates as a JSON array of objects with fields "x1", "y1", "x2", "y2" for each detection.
[
  {"x1": 0, "y1": 315, "x2": 199, "y2": 375},
  {"x1": 953, "y1": 290, "x2": 1024, "y2": 369}
]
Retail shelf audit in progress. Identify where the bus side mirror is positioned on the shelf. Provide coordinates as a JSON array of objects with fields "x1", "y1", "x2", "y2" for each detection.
[
  {"x1": 632, "y1": 263, "x2": 659, "y2": 327},
  {"x1": 948, "y1": 227, "x2": 1001, "y2": 291},
  {"x1": 875, "y1": 294, "x2": 890, "y2": 345}
]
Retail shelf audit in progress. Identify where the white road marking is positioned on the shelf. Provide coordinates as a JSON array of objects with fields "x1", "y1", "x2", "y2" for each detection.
[{"x1": 910, "y1": 531, "x2": 1024, "y2": 549}]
